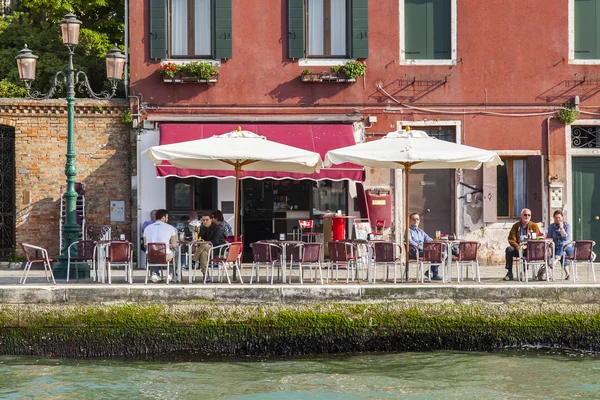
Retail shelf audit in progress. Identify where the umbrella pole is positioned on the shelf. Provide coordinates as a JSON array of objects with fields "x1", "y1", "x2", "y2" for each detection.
[
  {"x1": 405, "y1": 165, "x2": 411, "y2": 280},
  {"x1": 232, "y1": 166, "x2": 241, "y2": 282},
  {"x1": 234, "y1": 166, "x2": 240, "y2": 238}
]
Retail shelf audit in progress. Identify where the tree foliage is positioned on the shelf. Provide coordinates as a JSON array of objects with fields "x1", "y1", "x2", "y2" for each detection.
[{"x1": 0, "y1": 0, "x2": 125, "y2": 98}]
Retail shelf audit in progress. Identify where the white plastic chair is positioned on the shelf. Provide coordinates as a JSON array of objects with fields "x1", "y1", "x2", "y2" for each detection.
[{"x1": 20, "y1": 243, "x2": 55, "y2": 285}]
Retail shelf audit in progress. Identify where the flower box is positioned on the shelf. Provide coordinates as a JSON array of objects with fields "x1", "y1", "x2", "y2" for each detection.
[
  {"x1": 301, "y1": 72, "x2": 355, "y2": 83},
  {"x1": 162, "y1": 73, "x2": 219, "y2": 84}
]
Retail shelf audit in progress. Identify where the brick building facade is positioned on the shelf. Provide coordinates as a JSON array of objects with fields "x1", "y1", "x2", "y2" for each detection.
[{"x1": 0, "y1": 98, "x2": 133, "y2": 258}]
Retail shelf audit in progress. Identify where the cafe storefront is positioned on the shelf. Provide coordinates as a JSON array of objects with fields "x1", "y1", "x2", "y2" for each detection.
[{"x1": 139, "y1": 123, "x2": 364, "y2": 250}]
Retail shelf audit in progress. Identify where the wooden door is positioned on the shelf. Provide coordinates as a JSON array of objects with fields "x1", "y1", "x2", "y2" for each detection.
[
  {"x1": 409, "y1": 169, "x2": 453, "y2": 236},
  {"x1": 572, "y1": 157, "x2": 600, "y2": 250}
]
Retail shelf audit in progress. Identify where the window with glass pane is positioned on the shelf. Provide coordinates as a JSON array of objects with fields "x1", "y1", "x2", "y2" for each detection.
[
  {"x1": 404, "y1": 0, "x2": 451, "y2": 60},
  {"x1": 171, "y1": 0, "x2": 211, "y2": 57},
  {"x1": 497, "y1": 159, "x2": 527, "y2": 218},
  {"x1": 174, "y1": 181, "x2": 193, "y2": 208},
  {"x1": 308, "y1": 0, "x2": 347, "y2": 57},
  {"x1": 312, "y1": 181, "x2": 347, "y2": 215}
]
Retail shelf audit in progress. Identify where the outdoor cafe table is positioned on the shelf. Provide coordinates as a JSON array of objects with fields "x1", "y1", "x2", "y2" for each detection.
[
  {"x1": 264, "y1": 240, "x2": 303, "y2": 283},
  {"x1": 341, "y1": 239, "x2": 375, "y2": 283},
  {"x1": 93, "y1": 240, "x2": 111, "y2": 283},
  {"x1": 176, "y1": 239, "x2": 206, "y2": 283},
  {"x1": 518, "y1": 238, "x2": 555, "y2": 281},
  {"x1": 437, "y1": 238, "x2": 464, "y2": 283}
]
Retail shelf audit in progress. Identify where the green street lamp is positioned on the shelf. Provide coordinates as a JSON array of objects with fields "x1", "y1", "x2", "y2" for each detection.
[{"x1": 16, "y1": 12, "x2": 125, "y2": 279}]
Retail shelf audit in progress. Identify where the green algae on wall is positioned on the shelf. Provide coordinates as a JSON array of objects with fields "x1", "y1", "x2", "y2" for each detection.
[{"x1": 1, "y1": 302, "x2": 600, "y2": 357}]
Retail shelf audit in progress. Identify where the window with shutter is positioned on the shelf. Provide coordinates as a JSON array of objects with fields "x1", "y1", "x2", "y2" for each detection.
[
  {"x1": 494, "y1": 157, "x2": 541, "y2": 219},
  {"x1": 401, "y1": 0, "x2": 456, "y2": 65},
  {"x1": 290, "y1": 0, "x2": 368, "y2": 60},
  {"x1": 574, "y1": 0, "x2": 600, "y2": 59},
  {"x1": 160, "y1": 0, "x2": 231, "y2": 59}
]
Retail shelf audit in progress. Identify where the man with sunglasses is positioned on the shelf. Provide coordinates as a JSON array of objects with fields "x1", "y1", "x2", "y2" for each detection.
[
  {"x1": 504, "y1": 208, "x2": 541, "y2": 281},
  {"x1": 407, "y1": 212, "x2": 442, "y2": 280}
]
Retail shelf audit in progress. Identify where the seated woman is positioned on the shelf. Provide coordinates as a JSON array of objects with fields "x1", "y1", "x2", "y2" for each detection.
[
  {"x1": 213, "y1": 209, "x2": 234, "y2": 238},
  {"x1": 546, "y1": 210, "x2": 574, "y2": 280}
]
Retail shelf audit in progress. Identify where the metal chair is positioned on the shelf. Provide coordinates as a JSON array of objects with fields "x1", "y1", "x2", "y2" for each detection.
[
  {"x1": 371, "y1": 219, "x2": 386, "y2": 239},
  {"x1": 106, "y1": 241, "x2": 133, "y2": 284},
  {"x1": 418, "y1": 242, "x2": 445, "y2": 283},
  {"x1": 521, "y1": 240, "x2": 550, "y2": 283},
  {"x1": 326, "y1": 241, "x2": 356, "y2": 283},
  {"x1": 145, "y1": 242, "x2": 174, "y2": 284},
  {"x1": 564, "y1": 240, "x2": 596, "y2": 283},
  {"x1": 451, "y1": 241, "x2": 481, "y2": 283},
  {"x1": 205, "y1": 242, "x2": 244, "y2": 284},
  {"x1": 66, "y1": 240, "x2": 96, "y2": 282},
  {"x1": 250, "y1": 241, "x2": 280, "y2": 284},
  {"x1": 298, "y1": 220, "x2": 322, "y2": 243},
  {"x1": 372, "y1": 241, "x2": 402, "y2": 283},
  {"x1": 289, "y1": 242, "x2": 323, "y2": 284},
  {"x1": 20, "y1": 243, "x2": 55, "y2": 285}
]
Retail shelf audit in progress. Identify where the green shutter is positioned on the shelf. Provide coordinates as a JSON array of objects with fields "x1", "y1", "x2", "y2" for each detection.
[
  {"x1": 405, "y1": 0, "x2": 428, "y2": 59},
  {"x1": 288, "y1": 0, "x2": 305, "y2": 59},
  {"x1": 575, "y1": 0, "x2": 598, "y2": 59},
  {"x1": 404, "y1": 0, "x2": 450, "y2": 60},
  {"x1": 214, "y1": 0, "x2": 232, "y2": 59},
  {"x1": 350, "y1": 0, "x2": 369, "y2": 59},
  {"x1": 432, "y1": 0, "x2": 450, "y2": 59},
  {"x1": 149, "y1": 0, "x2": 167, "y2": 59}
]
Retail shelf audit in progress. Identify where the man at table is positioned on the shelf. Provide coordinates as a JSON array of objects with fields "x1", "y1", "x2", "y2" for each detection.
[
  {"x1": 192, "y1": 213, "x2": 226, "y2": 274},
  {"x1": 143, "y1": 209, "x2": 177, "y2": 283},
  {"x1": 546, "y1": 210, "x2": 574, "y2": 280},
  {"x1": 504, "y1": 208, "x2": 541, "y2": 281},
  {"x1": 407, "y1": 212, "x2": 442, "y2": 280}
]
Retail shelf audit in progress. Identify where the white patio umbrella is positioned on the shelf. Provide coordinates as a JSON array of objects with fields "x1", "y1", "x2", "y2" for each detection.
[
  {"x1": 324, "y1": 128, "x2": 503, "y2": 259},
  {"x1": 143, "y1": 127, "x2": 323, "y2": 237}
]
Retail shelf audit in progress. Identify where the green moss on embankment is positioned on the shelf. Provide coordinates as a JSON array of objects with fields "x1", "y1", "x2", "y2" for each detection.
[{"x1": 1, "y1": 302, "x2": 599, "y2": 357}]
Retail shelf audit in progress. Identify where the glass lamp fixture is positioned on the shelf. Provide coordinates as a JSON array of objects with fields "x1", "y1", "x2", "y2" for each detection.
[{"x1": 60, "y1": 12, "x2": 82, "y2": 46}]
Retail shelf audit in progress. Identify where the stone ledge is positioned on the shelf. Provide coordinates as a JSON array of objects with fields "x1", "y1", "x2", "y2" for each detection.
[{"x1": 0, "y1": 284, "x2": 598, "y2": 304}]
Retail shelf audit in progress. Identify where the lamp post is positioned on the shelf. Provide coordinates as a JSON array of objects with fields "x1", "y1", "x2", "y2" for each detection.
[{"x1": 16, "y1": 12, "x2": 125, "y2": 279}]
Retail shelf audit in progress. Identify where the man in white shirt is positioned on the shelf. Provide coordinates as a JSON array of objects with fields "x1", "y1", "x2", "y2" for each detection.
[{"x1": 143, "y1": 209, "x2": 177, "y2": 282}]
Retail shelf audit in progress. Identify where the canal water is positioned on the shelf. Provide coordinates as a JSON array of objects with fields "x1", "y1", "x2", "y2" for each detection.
[{"x1": 0, "y1": 350, "x2": 598, "y2": 399}]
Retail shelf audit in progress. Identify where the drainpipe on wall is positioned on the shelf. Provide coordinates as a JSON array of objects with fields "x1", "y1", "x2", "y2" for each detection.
[
  {"x1": 128, "y1": 93, "x2": 142, "y2": 266},
  {"x1": 124, "y1": 0, "x2": 129, "y2": 97}
]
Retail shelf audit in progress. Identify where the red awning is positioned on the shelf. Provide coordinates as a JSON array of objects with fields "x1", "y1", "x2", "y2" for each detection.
[{"x1": 155, "y1": 123, "x2": 364, "y2": 181}]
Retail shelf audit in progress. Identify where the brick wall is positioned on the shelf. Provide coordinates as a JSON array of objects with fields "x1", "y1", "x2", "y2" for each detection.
[{"x1": 0, "y1": 98, "x2": 132, "y2": 257}]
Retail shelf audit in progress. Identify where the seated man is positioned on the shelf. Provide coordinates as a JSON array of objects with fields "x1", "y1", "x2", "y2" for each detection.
[
  {"x1": 407, "y1": 212, "x2": 441, "y2": 280},
  {"x1": 504, "y1": 208, "x2": 541, "y2": 281},
  {"x1": 546, "y1": 210, "x2": 574, "y2": 280},
  {"x1": 192, "y1": 213, "x2": 226, "y2": 274},
  {"x1": 141, "y1": 209, "x2": 157, "y2": 233},
  {"x1": 213, "y1": 209, "x2": 233, "y2": 238},
  {"x1": 143, "y1": 209, "x2": 177, "y2": 282}
]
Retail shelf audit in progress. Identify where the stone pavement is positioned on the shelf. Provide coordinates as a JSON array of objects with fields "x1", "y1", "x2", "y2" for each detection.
[{"x1": 1, "y1": 262, "x2": 595, "y2": 286}]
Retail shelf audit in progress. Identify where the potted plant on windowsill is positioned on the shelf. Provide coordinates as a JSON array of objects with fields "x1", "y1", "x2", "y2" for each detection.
[
  {"x1": 301, "y1": 68, "x2": 323, "y2": 82},
  {"x1": 158, "y1": 61, "x2": 182, "y2": 82},
  {"x1": 185, "y1": 61, "x2": 219, "y2": 83},
  {"x1": 341, "y1": 60, "x2": 366, "y2": 80},
  {"x1": 158, "y1": 61, "x2": 219, "y2": 83},
  {"x1": 300, "y1": 62, "x2": 365, "y2": 83}
]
